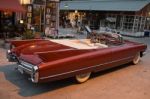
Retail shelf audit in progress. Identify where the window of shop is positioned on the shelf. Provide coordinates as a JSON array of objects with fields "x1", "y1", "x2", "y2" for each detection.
[
  {"x1": 0, "y1": 11, "x2": 15, "y2": 38},
  {"x1": 32, "y1": 5, "x2": 45, "y2": 32},
  {"x1": 60, "y1": 11, "x2": 86, "y2": 28},
  {"x1": 105, "y1": 14, "x2": 117, "y2": 29},
  {"x1": 121, "y1": 15, "x2": 146, "y2": 32}
]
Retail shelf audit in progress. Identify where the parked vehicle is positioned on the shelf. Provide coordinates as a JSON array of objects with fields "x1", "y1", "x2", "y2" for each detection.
[{"x1": 7, "y1": 33, "x2": 147, "y2": 83}]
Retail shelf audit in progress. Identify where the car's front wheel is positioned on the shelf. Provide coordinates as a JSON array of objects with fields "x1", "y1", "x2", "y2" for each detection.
[
  {"x1": 75, "y1": 72, "x2": 91, "y2": 83},
  {"x1": 132, "y1": 52, "x2": 140, "y2": 65}
]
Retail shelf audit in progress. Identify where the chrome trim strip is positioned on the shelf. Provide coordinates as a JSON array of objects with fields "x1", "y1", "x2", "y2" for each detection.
[
  {"x1": 18, "y1": 64, "x2": 32, "y2": 74},
  {"x1": 40, "y1": 56, "x2": 134, "y2": 80},
  {"x1": 20, "y1": 61, "x2": 34, "y2": 69}
]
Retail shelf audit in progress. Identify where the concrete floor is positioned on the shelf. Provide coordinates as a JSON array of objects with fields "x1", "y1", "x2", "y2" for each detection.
[{"x1": 0, "y1": 37, "x2": 150, "y2": 99}]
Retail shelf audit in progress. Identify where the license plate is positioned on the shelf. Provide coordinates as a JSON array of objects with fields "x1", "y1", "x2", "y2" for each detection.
[{"x1": 18, "y1": 67, "x2": 24, "y2": 74}]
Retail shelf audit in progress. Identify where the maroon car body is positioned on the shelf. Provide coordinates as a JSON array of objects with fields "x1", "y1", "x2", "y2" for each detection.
[
  {"x1": 7, "y1": 34, "x2": 147, "y2": 83},
  {"x1": 7, "y1": 39, "x2": 71, "y2": 61}
]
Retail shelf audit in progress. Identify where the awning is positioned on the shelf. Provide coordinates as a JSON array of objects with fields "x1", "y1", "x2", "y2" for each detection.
[
  {"x1": 60, "y1": 0, "x2": 150, "y2": 11},
  {"x1": 0, "y1": 0, "x2": 25, "y2": 12}
]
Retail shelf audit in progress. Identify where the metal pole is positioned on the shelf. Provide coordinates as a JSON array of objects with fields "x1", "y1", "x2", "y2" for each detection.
[
  {"x1": 132, "y1": 16, "x2": 136, "y2": 32},
  {"x1": 56, "y1": 1, "x2": 60, "y2": 35},
  {"x1": 40, "y1": 5, "x2": 42, "y2": 32},
  {"x1": 43, "y1": 0, "x2": 47, "y2": 36},
  {"x1": 121, "y1": 15, "x2": 124, "y2": 31}
]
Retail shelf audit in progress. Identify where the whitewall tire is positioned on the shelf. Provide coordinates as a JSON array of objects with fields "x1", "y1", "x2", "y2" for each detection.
[
  {"x1": 132, "y1": 52, "x2": 140, "y2": 65},
  {"x1": 75, "y1": 72, "x2": 91, "y2": 83}
]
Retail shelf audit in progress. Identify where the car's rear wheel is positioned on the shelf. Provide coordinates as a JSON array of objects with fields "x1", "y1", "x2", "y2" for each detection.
[
  {"x1": 75, "y1": 72, "x2": 91, "y2": 83},
  {"x1": 132, "y1": 52, "x2": 140, "y2": 65}
]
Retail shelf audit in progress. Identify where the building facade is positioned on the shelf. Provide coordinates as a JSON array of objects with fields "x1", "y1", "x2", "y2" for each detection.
[
  {"x1": 60, "y1": 0, "x2": 150, "y2": 35},
  {"x1": 23, "y1": 0, "x2": 59, "y2": 35},
  {"x1": 0, "y1": 0, "x2": 25, "y2": 38}
]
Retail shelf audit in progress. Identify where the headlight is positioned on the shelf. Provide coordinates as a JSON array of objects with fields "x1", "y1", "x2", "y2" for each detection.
[{"x1": 31, "y1": 66, "x2": 39, "y2": 83}]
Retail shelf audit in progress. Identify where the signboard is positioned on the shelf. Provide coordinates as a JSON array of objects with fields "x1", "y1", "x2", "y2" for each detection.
[
  {"x1": 45, "y1": 2, "x2": 57, "y2": 27},
  {"x1": 26, "y1": 4, "x2": 33, "y2": 29},
  {"x1": 45, "y1": 7, "x2": 51, "y2": 25},
  {"x1": 45, "y1": 0, "x2": 59, "y2": 36}
]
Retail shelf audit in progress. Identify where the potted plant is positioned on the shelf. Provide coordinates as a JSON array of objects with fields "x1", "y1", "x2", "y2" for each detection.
[{"x1": 22, "y1": 30, "x2": 34, "y2": 39}]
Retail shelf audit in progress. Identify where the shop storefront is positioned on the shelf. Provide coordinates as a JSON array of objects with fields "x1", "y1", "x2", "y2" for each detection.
[
  {"x1": 0, "y1": 11, "x2": 15, "y2": 38},
  {"x1": 60, "y1": 10, "x2": 87, "y2": 28},
  {"x1": 0, "y1": 0, "x2": 25, "y2": 38},
  {"x1": 60, "y1": 0, "x2": 150, "y2": 34},
  {"x1": 23, "y1": 0, "x2": 59, "y2": 37}
]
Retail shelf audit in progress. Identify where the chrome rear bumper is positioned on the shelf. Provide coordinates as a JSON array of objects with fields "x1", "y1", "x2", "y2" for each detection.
[
  {"x1": 17, "y1": 64, "x2": 32, "y2": 75},
  {"x1": 17, "y1": 61, "x2": 39, "y2": 83}
]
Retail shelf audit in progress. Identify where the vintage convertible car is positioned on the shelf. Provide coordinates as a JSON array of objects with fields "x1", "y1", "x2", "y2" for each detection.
[{"x1": 7, "y1": 33, "x2": 147, "y2": 83}]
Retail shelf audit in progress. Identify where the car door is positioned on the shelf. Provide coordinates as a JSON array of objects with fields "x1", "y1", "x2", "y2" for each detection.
[
  {"x1": 110, "y1": 44, "x2": 136, "y2": 67},
  {"x1": 92, "y1": 48, "x2": 113, "y2": 72}
]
